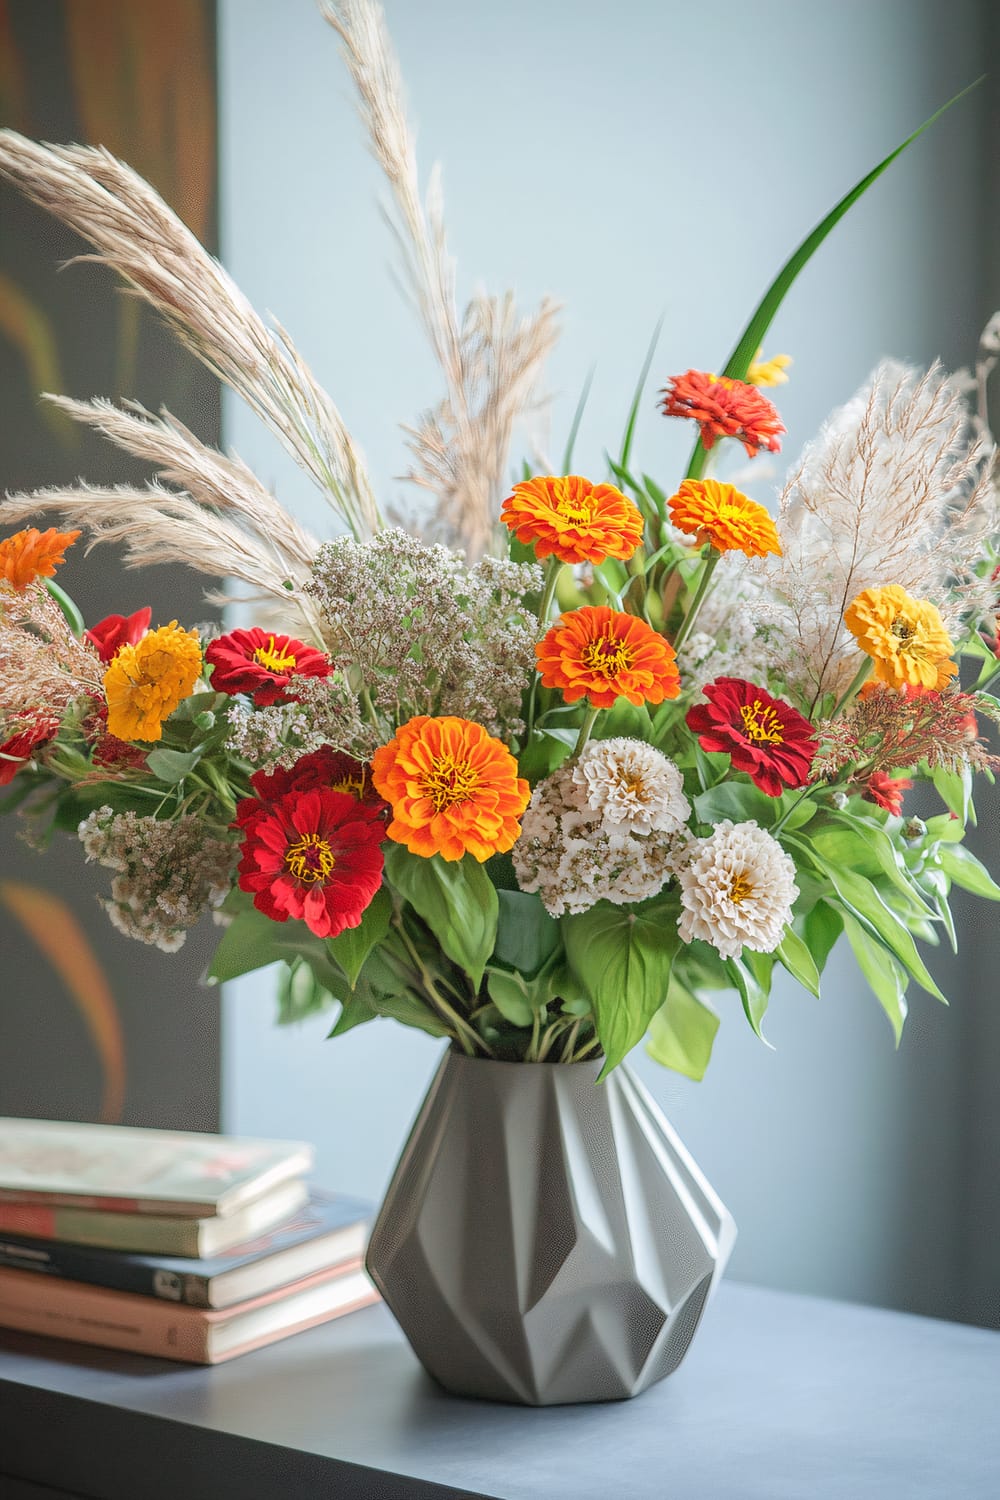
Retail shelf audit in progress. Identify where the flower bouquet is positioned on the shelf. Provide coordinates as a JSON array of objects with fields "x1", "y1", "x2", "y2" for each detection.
[{"x1": 1, "y1": 1, "x2": 997, "y2": 1403}]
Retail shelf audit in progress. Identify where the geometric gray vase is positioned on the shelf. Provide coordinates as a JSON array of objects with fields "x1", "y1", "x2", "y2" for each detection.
[{"x1": 365, "y1": 1052, "x2": 736, "y2": 1405}]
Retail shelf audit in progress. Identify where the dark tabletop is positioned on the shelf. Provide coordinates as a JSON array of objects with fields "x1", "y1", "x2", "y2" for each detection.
[{"x1": 0, "y1": 1280, "x2": 998, "y2": 1500}]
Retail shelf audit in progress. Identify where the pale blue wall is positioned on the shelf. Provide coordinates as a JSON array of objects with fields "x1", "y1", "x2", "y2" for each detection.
[{"x1": 218, "y1": 0, "x2": 989, "y2": 1317}]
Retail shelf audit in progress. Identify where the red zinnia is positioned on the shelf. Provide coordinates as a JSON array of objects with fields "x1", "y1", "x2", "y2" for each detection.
[
  {"x1": 205, "y1": 628, "x2": 332, "y2": 706},
  {"x1": 686, "y1": 678, "x2": 817, "y2": 797},
  {"x1": 236, "y1": 786, "x2": 385, "y2": 939},
  {"x1": 0, "y1": 717, "x2": 58, "y2": 786},
  {"x1": 235, "y1": 748, "x2": 385, "y2": 832},
  {"x1": 659, "y1": 369, "x2": 786, "y2": 457},
  {"x1": 861, "y1": 771, "x2": 912, "y2": 816},
  {"x1": 85, "y1": 607, "x2": 152, "y2": 663}
]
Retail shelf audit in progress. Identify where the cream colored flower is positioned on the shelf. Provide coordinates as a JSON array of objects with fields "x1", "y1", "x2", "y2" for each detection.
[
  {"x1": 572, "y1": 738, "x2": 690, "y2": 836},
  {"x1": 677, "y1": 819, "x2": 797, "y2": 960}
]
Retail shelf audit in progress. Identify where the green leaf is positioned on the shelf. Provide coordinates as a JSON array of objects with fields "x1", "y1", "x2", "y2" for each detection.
[
  {"x1": 328, "y1": 987, "x2": 379, "y2": 1037},
  {"x1": 207, "y1": 905, "x2": 333, "y2": 984},
  {"x1": 325, "y1": 886, "x2": 392, "y2": 987},
  {"x1": 646, "y1": 979, "x2": 720, "y2": 1081},
  {"x1": 563, "y1": 896, "x2": 679, "y2": 1077},
  {"x1": 276, "y1": 956, "x2": 337, "y2": 1025},
  {"x1": 693, "y1": 780, "x2": 776, "y2": 827},
  {"x1": 937, "y1": 843, "x2": 1000, "y2": 901},
  {"x1": 719, "y1": 80, "x2": 983, "y2": 383},
  {"x1": 561, "y1": 366, "x2": 596, "y2": 473},
  {"x1": 816, "y1": 816, "x2": 934, "y2": 920},
  {"x1": 801, "y1": 900, "x2": 844, "y2": 970},
  {"x1": 726, "y1": 953, "x2": 773, "y2": 1043},
  {"x1": 775, "y1": 927, "x2": 821, "y2": 998},
  {"x1": 368, "y1": 988, "x2": 451, "y2": 1038},
  {"x1": 385, "y1": 846, "x2": 498, "y2": 989},
  {"x1": 44, "y1": 577, "x2": 85, "y2": 637},
  {"x1": 932, "y1": 764, "x2": 975, "y2": 825},
  {"x1": 842, "y1": 911, "x2": 909, "y2": 1043},
  {"x1": 485, "y1": 968, "x2": 535, "y2": 1027},
  {"x1": 493, "y1": 889, "x2": 561, "y2": 974},
  {"x1": 618, "y1": 317, "x2": 664, "y2": 473},
  {"x1": 144, "y1": 746, "x2": 204, "y2": 783}
]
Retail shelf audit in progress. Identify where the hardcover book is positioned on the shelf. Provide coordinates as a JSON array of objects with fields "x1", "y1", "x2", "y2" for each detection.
[
  {"x1": 0, "y1": 1260, "x2": 379, "y2": 1363},
  {"x1": 0, "y1": 1117, "x2": 313, "y2": 1216},
  {"x1": 0, "y1": 1191, "x2": 371, "y2": 1307},
  {"x1": 0, "y1": 1178, "x2": 309, "y2": 1257}
]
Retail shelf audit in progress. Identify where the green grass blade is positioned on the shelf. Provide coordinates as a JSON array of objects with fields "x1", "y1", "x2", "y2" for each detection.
[
  {"x1": 720, "y1": 78, "x2": 983, "y2": 382},
  {"x1": 561, "y1": 366, "x2": 596, "y2": 474},
  {"x1": 619, "y1": 315, "x2": 664, "y2": 472}
]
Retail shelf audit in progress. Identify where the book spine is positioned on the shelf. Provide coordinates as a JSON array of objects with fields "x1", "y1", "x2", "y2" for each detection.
[
  {"x1": 0, "y1": 1237, "x2": 210, "y2": 1305},
  {"x1": 0, "y1": 1188, "x2": 208, "y2": 1216},
  {"x1": 0, "y1": 1273, "x2": 210, "y2": 1362},
  {"x1": 0, "y1": 1203, "x2": 203, "y2": 1256}
]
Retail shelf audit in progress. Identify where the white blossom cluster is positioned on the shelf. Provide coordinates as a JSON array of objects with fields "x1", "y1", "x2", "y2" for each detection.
[
  {"x1": 675, "y1": 556, "x2": 781, "y2": 700},
  {"x1": 676, "y1": 818, "x2": 797, "y2": 960},
  {"x1": 78, "y1": 806, "x2": 236, "y2": 952},
  {"x1": 307, "y1": 529, "x2": 543, "y2": 739},
  {"x1": 513, "y1": 739, "x2": 690, "y2": 917},
  {"x1": 222, "y1": 673, "x2": 375, "y2": 770}
]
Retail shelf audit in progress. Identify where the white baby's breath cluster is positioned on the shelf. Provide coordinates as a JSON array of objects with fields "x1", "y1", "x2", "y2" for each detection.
[
  {"x1": 222, "y1": 673, "x2": 375, "y2": 769},
  {"x1": 676, "y1": 818, "x2": 798, "y2": 961},
  {"x1": 78, "y1": 807, "x2": 235, "y2": 952},
  {"x1": 514, "y1": 740, "x2": 690, "y2": 917},
  {"x1": 307, "y1": 529, "x2": 542, "y2": 738}
]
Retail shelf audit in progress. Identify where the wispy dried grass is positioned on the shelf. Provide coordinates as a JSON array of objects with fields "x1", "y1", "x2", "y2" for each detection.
[
  {"x1": 769, "y1": 361, "x2": 998, "y2": 709},
  {"x1": 0, "y1": 128, "x2": 381, "y2": 542},
  {"x1": 1, "y1": 398, "x2": 327, "y2": 642},
  {"x1": 322, "y1": 0, "x2": 559, "y2": 559},
  {"x1": 0, "y1": 583, "x2": 104, "y2": 727}
]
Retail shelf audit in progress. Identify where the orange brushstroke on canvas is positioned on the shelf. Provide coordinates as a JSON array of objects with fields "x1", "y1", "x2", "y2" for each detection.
[{"x1": 0, "y1": 882, "x2": 126, "y2": 1122}]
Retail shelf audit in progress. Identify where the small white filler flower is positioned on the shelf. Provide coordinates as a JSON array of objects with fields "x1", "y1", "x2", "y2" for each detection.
[{"x1": 677, "y1": 818, "x2": 798, "y2": 961}]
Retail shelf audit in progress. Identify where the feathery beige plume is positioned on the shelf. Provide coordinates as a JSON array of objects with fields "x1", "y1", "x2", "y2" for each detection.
[
  {"x1": 769, "y1": 361, "x2": 998, "y2": 710},
  {"x1": 0, "y1": 128, "x2": 381, "y2": 542},
  {"x1": 322, "y1": 0, "x2": 559, "y2": 559},
  {"x1": 0, "y1": 583, "x2": 104, "y2": 727}
]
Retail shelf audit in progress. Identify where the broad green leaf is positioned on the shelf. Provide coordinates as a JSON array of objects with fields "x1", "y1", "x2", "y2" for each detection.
[
  {"x1": 932, "y1": 765, "x2": 974, "y2": 825},
  {"x1": 385, "y1": 846, "x2": 498, "y2": 989},
  {"x1": 277, "y1": 956, "x2": 337, "y2": 1025},
  {"x1": 918, "y1": 865, "x2": 958, "y2": 953},
  {"x1": 145, "y1": 746, "x2": 204, "y2": 783},
  {"x1": 842, "y1": 911, "x2": 909, "y2": 1043},
  {"x1": 44, "y1": 577, "x2": 85, "y2": 637},
  {"x1": 369, "y1": 988, "x2": 451, "y2": 1038},
  {"x1": 693, "y1": 780, "x2": 777, "y2": 828},
  {"x1": 563, "y1": 896, "x2": 678, "y2": 1076},
  {"x1": 594, "y1": 697, "x2": 653, "y2": 742},
  {"x1": 937, "y1": 843, "x2": 1000, "y2": 901},
  {"x1": 801, "y1": 900, "x2": 843, "y2": 969},
  {"x1": 646, "y1": 979, "x2": 720, "y2": 1081},
  {"x1": 826, "y1": 811, "x2": 935, "y2": 917},
  {"x1": 485, "y1": 968, "x2": 535, "y2": 1027},
  {"x1": 207, "y1": 905, "x2": 332, "y2": 984},
  {"x1": 326, "y1": 886, "x2": 392, "y2": 987},
  {"x1": 775, "y1": 927, "x2": 821, "y2": 998},
  {"x1": 494, "y1": 889, "x2": 561, "y2": 974},
  {"x1": 726, "y1": 953, "x2": 773, "y2": 1043},
  {"x1": 923, "y1": 814, "x2": 965, "y2": 844},
  {"x1": 328, "y1": 987, "x2": 379, "y2": 1037}
]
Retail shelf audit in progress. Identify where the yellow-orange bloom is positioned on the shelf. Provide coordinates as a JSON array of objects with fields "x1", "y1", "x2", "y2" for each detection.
[
  {"x1": 371, "y1": 715, "x2": 530, "y2": 862},
  {"x1": 103, "y1": 622, "x2": 203, "y2": 742},
  {"x1": 668, "y1": 478, "x2": 782, "y2": 559},
  {"x1": 844, "y1": 586, "x2": 957, "y2": 692},
  {"x1": 500, "y1": 474, "x2": 644, "y2": 565},
  {"x1": 536, "y1": 605, "x2": 681, "y2": 710},
  {"x1": 747, "y1": 348, "x2": 792, "y2": 388},
  {"x1": 0, "y1": 526, "x2": 81, "y2": 592}
]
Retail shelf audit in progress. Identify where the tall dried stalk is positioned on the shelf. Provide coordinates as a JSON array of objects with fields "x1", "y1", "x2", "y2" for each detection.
[
  {"x1": 0, "y1": 128, "x2": 381, "y2": 542},
  {"x1": 323, "y1": 0, "x2": 559, "y2": 558}
]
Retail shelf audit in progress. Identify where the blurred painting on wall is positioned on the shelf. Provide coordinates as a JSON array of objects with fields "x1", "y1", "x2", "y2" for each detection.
[{"x1": 0, "y1": 0, "x2": 221, "y2": 1130}]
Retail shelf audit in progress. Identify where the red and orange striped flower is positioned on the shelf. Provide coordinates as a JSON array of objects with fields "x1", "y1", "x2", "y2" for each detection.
[
  {"x1": 500, "y1": 474, "x2": 644, "y2": 565},
  {"x1": 535, "y1": 605, "x2": 681, "y2": 709},
  {"x1": 668, "y1": 478, "x2": 782, "y2": 559},
  {"x1": 0, "y1": 526, "x2": 81, "y2": 592},
  {"x1": 371, "y1": 715, "x2": 530, "y2": 863},
  {"x1": 659, "y1": 369, "x2": 785, "y2": 456}
]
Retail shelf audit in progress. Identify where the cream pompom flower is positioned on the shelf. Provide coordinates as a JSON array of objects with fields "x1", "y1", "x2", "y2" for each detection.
[
  {"x1": 676, "y1": 819, "x2": 797, "y2": 960},
  {"x1": 571, "y1": 738, "x2": 690, "y2": 837}
]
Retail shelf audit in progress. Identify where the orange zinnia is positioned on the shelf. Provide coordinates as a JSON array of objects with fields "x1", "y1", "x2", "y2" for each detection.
[
  {"x1": 668, "y1": 478, "x2": 782, "y2": 559},
  {"x1": 536, "y1": 605, "x2": 681, "y2": 709},
  {"x1": 500, "y1": 474, "x2": 644, "y2": 565},
  {"x1": 0, "y1": 526, "x2": 81, "y2": 591},
  {"x1": 371, "y1": 715, "x2": 530, "y2": 863},
  {"x1": 659, "y1": 369, "x2": 785, "y2": 456}
]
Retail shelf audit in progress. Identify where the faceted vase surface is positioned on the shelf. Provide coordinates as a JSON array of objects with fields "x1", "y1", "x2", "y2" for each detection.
[{"x1": 365, "y1": 1051, "x2": 736, "y2": 1406}]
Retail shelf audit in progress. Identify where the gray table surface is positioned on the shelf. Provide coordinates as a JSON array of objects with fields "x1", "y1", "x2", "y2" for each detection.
[{"x1": 0, "y1": 1279, "x2": 998, "y2": 1500}]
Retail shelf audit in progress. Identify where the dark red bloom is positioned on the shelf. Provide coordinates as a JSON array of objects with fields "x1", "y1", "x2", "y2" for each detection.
[
  {"x1": 236, "y1": 786, "x2": 385, "y2": 939},
  {"x1": 205, "y1": 628, "x2": 332, "y2": 706},
  {"x1": 659, "y1": 369, "x2": 786, "y2": 457},
  {"x1": 862, "y1": 771, "x2": 912, "y2": 815},
  {"x1": 0, "y1": 718, "x2": 58, "y2": 786},
  {"x1": 84, "y1": 607, "x2": 152, "y2": 663},
  {"x1": 91, "y1": 731, "x2": 148, "y2": 772},
  {"x1": 686, "y1": 677, "x2": 818, "y2": 797},
  {"x1": 235, "y1": 748, "x2": 385, "y2": 832}
]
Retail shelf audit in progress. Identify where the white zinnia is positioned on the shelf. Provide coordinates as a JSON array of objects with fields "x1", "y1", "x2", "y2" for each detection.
[
  {"x1": 677, "y1": 819, "x2": 798, "y2": 961},
  {"x1": 572, "y1": 738, "x2": 691, "y2": 836}
]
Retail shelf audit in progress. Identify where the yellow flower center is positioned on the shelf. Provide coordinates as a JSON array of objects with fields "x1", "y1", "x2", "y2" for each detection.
[
  {"x1": 554, "y1": 485, "x2": 596, "y2": 525},
  {"x1": 619, "y1": 769, "x2": 646, "y2": 798},
  {"x1": 730, "y1": 873, "x2": 755, "y2": 905},
  {"x1": 285, "y1": 833, "x2": 336, "y2": 884},
  {"x1": 254, "y1": 637, "x2": 298, "y2": 675},
  {"x1": 739, "y1": 700, "x2": 785, "y2": 745},
  {"x1": 421, "y1": 753, "x2": 481, "y2": 812},
  {"x1": 330, "y1": 772, "x2": 367, "y2": 800},
  {"x1": 582, "y1": 635, "x2": 634, "y2": 677}
]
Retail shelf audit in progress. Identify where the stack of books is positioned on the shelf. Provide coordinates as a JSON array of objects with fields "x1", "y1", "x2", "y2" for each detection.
[{"x1": 0, "y1": 1117, "x2": 376, "y2": 1363}]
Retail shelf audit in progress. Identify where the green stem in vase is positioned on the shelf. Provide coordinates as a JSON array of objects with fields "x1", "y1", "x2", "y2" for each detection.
[
  {"x1": 573, "y1": 705, "x2": 602, "y2": 757},
  {"x1": 392, "y1": 919, "x2": 493, "y2": 1058},
  {"x1": 671, "y1": 549, "x2": 720, "y2": 654}
]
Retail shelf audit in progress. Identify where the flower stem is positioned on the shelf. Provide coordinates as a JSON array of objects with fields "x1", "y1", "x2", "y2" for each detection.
[
  {"x1": 392, "y1": 919, "x2": 493, "y2": 1057},
  {"x1": 830, "y1": 658, "x2": 873, "y2": 719},
  {"x1": 537, "y1": 556, "x2": 562, "y2": 628},
  {"x1": 573, "y1": 705, "x2": 601, "y2": 757},
  {"x1": 672, "y1": 549, "x2": 720, "y2": 653}
]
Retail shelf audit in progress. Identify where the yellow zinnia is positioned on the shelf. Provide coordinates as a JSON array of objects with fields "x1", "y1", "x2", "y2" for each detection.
[
  {"x1": 103, "y1": 621, "x2": 202, "y2": 742},
  {"x1": 844, "y1": 585, "x2": 957, "y2": 691},
  {"x1": 747, "y1": 348, "x2": 792, "y2": 388}
]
